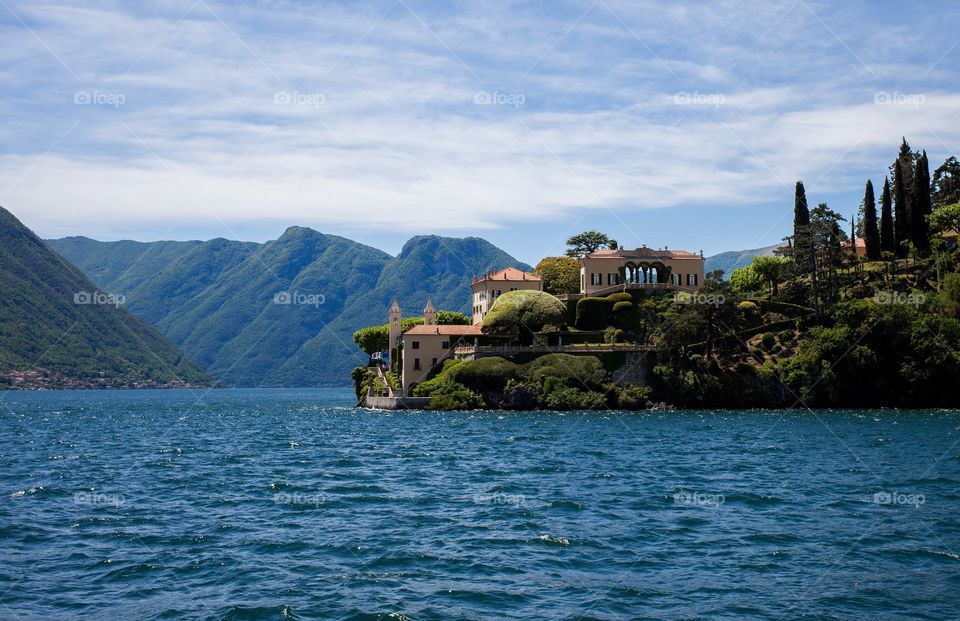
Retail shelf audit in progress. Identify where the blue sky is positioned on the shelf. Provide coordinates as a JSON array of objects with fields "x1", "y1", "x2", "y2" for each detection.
[{"x1": 1, "y1": 0, "x2": 958, "y2": 265}]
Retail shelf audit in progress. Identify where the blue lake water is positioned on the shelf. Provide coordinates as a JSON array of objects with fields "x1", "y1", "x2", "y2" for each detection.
[{"x1": 1, "y1": 388, "x2": 958, "y2": 620}]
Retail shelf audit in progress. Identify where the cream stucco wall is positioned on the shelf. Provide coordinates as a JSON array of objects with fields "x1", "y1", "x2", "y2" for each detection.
[
  {"x1": 401, "y1": 332, "x2": 462, "y2": 394},
  {"x1": 471, "y1": 279, "x2": 542, "y2": 324},
  {"x1": 579, "y1": 254, "x2": 704, "y2": 296}
]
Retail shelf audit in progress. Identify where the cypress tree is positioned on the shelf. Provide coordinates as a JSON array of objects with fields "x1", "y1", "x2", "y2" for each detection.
[
  {"x1": 880, "y1": 176, "x2": 894, "y2": 255},
  {"x1": 893, "y1": 153, "x2": 911, "y2": 258},
  {"x1": 862, "y1": 179, "x2": 880, "y2": 260},
  {"x1": 793, "y1": 180, "x2": 812, "y2": 272},
  {"x1": 851, "y1": 214, "x2": 857, "y2": 260},
  {"x1": 910, "y1": 150, "x2": 931, "y2": 255}
]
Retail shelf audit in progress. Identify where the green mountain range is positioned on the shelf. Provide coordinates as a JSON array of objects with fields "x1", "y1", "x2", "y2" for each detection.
[
  {"x1": 705, "y1": 243, "x2": 783, "y2": 278},
  {"x1": 47, "y1": 229, "x2": 530, "y2": 387},
  {"x1": 0, "y1": 206, "x2": 210, "y2": 388}
]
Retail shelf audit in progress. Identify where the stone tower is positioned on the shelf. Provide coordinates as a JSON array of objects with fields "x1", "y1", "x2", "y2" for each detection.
[
  {"x1": 423, "y1": 298, "x2": 436, "y2": 326},
  {"x1": 388, "y1": 298, "x2": 402, "y2": 370}
]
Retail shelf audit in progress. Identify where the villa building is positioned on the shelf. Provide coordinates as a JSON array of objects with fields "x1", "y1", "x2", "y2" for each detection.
[
  {"x1": 471, "y1": 267, "x2": 542, "y2": 325},
  {"x1": 843, "y1": 236, "x2": 867, "y2": 258},
  {"x1": 387, "y1": 243, "x2": 704, "y2": 395},
  {"x1": 389, "y1": 298, "x2": 482, "y2": 394},
  {"x1": 578, "y1": 246, "x2": 705, "y2": 297}
]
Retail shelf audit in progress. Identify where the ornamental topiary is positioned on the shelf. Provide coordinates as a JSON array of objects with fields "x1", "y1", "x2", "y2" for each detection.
[
  {"x1": 575, "y1": 297, "x2": 612, "y2": 330},
  {"x1": 449, "y1": 356, "x2": 519, "y2": 392},
  {"x1": 481, "y1": 289, "x2": 567, "y2": 343},
  {"x1": 612, "y1": 300, "x2": 633, "y2": 312},
  {"x1": 521, "y1": 354, "x2": 609, "y2": 391},
  {"x1": 761, "y1": 332, "x2": 776, "y2": 350},
  {"x1": 606, "y1": 292, "x2": 633, "y2": 303}
]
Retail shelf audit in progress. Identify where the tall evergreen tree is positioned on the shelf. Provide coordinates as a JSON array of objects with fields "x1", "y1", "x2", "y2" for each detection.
[
  {"x1": 880, "y1": 176, "x2": 895, "y2": 254},
  {"x1": 792, "y1": 180, "x2": 813, "y2": 272},
  {"x1": 910, "y1": 150, "x2": 932, "y2": 255},
  {"x1": 892, "y1": 140, "x2": 913, "y2": 258},
  {"x1": 850, "y1": 214, "x2": 857, "y2": 260},
  {"x1": 862, "y1": 179, "x2": 880, "y2": 260}
]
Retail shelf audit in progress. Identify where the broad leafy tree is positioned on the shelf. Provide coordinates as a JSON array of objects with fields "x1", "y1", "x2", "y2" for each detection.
[
  {"x1": 928, "y1": 202, "x2": 960, "y2": 237},
  {"x1": 751, "y1": 255, "x2": 789, "y2": 297},
  {"x1": 565, "y1": 231, "x2": 614, "y2": 257},
  {"x1": 729, "y1": 265, "x2": 764, "y2": 296},
  {"x1": 932, "y1": 156, "x2": 960, "y2": 209},
  {"x1": 534, "y1": 256, "x2": 581, "y2": 295},
  {"x1": 809, "y1": 203, "x2": 847, "y2": 314}
]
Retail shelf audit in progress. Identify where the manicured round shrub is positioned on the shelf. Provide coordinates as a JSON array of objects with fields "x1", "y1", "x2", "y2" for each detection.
[
  {"x1": 738, "y1": 301, "x2": 759, "y2": 312},
  {"x1": 521, "y1": 354, "x2": 609, "y2": 390},
  {"x1": 575, "y1": 297, "x2": 612, "y2": 330},
  {"x1": 482, "y1": 290, "x2": 567, "y2": 343},
  {"x1": 760, "y1": 332, "x2": 776, "y2": 349},
  {"x1": 449, "y1": 356, "x2": 519, "y2": 392},
  {"x1": 606, "y1": 292, "x2": 633, "y2": 303},
  {"x1": 604, "y1": 327, "x2": 625, "y2": 344},
  {"x1": 612, "y1": 301, "x2": 633, "y2": 312}
]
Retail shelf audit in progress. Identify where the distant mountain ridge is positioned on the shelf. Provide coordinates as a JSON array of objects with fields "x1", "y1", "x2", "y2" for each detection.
[
  {"x1": 48, "y1": 230, "x2": 531, "y2": 387},
  {"x1": 0, "y1": 206, "x2": 210, "y2": 388},
  {"x1": 705, "y1": 243, "x2": 784, "y2": 278}
]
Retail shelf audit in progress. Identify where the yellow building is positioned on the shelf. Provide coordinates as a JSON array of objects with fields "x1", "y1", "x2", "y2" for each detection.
[
  {"x1": 578, "y1": 246, "x2": 705, "y2": 296},
  {"x1": 470, "y1": 267, "x2": 542, "y2": 324},
  {"x1": 389, "y1": 298, "x2": 482, "y2": 395},
  {"x1": 388, "y1": 248, "x2": 703, "y2": 395}
]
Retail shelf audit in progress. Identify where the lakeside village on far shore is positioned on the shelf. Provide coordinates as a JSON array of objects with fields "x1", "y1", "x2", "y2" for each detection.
[{"x1": 0, "y1": 369, "x2": 205, "y2": 390}]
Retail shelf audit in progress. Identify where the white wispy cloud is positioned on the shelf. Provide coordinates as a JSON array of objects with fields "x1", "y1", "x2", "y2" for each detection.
[{"x1": 0, "y1": 0, "x2": 957, "y2": 252}]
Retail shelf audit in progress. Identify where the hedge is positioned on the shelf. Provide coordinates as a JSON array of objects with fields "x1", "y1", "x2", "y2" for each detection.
[
  {"x1": 575, "y1": 297, "x2": 612, "y2": 330},
  {"x1": 450, "y1": 356, "x2": 520, "y2": 392}
]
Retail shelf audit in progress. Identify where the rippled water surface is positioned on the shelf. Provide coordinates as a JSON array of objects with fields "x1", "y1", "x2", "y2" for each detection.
[{"x1": 1, "y1": 388, "x2": 959, "y2": 619}]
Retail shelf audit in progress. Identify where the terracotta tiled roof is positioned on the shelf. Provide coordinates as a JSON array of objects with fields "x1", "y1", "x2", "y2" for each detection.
[
  {"x1": 472, "y1": 267, "x2": 541, "y2": 283},
  {"x1": 584, "y1": 247, "x2": 702, "y2": 259},
  {"x1": 404, "y1": 324, "x2": 484, "y2": 336}
]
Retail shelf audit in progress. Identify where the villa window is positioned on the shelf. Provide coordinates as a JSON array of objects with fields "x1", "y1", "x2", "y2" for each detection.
[
  {"x1": 414, "y1": 358, "x2": 420, "y2": 370},
  {"x1": 412, "y1": 341, "x2": 420, "y2": 349},
  {"x1": 442, "y1": 341, "x2": 449, "y2": 349},
  {"x1": 693, "y1": 274, "x2": 698, "y2": 286},
  {"x1": 591, "y1": 273, "x2": 602, "y2": 286},
  {"x1": 608, "y1": 273, "x2": 619, "y2": 285}
]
